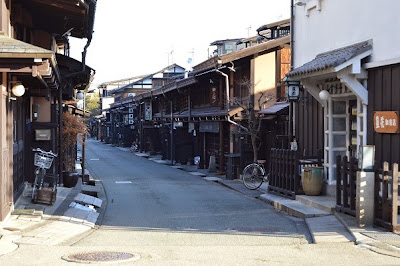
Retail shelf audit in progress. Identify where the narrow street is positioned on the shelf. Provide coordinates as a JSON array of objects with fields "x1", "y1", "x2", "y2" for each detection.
[
  {"x1": 77, "y1": 139, "x2": 308, "y2": 245},
  {"x1": 1, "y1": 139, "x2": 399, "y2": 265}
]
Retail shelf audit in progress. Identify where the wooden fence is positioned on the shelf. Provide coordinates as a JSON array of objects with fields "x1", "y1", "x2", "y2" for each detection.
[
  {"x1": 268, "y1": 149, "x2": 299, "y2": 199},
  {"x1": 374, "y1": 162, "x2": 400, "y2": 232},
  {"x1": 336, "y1": 155, "x2": 358, "y2": 216}
]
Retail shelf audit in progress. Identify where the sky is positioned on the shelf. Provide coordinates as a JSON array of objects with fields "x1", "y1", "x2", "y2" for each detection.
[{"x1": 70, "y1": 0, "x2": 291, "y2": 87}]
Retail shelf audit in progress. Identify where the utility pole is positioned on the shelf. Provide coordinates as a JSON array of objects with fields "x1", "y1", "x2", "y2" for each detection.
[{"x1": 82, "y1": 91, "x2": 86, "y2": 183}]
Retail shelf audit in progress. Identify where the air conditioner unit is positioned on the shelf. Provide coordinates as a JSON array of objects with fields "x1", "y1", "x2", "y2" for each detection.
[{"x1": 295, "y1": 0, "x2": 307, "y2": 6}]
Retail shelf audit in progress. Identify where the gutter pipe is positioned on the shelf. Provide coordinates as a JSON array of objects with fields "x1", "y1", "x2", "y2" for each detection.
[
  {"x1": 290, "y1": 0, "x2": 294, "y2": 70},
  {"x1": 215, "y1": 69, "x2": 230, "y2": 112},
  {"x1": 227, "y1": 116, "x2": 249, "y2": 132}
]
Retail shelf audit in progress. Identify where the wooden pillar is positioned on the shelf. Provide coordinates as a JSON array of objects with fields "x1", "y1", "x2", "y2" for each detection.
[
  {"x1": 219, "y1": 121, "x2": 224, "y2": 173},
  {"x1": 58, "y1": 85, "x2": 63, "y2": 184},
  {"x1": 203, "y1": 132, "x2": 206, "y2": 169},
  {"x1": 170, "y1": 100, "x2": 174, "y2": 165}
]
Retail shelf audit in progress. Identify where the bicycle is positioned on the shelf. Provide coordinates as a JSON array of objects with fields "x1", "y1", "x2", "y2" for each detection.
[
  {"x1": 242, "y1": 161, "x2": 269, "y2": 190},
  {"x1": 32, "y1": 148, "x2": 58, "y2": 204}
]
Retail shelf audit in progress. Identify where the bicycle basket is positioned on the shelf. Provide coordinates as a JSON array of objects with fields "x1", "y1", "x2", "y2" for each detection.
[{"x1": 34, "y1": 153, "x2": 54, "y2": 169}]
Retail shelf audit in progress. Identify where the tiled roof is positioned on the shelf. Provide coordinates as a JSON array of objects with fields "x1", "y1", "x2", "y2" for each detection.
[
  {"x1": 256, "y1": 18, "x2": 290, "y2": 32},
  {"x1": 258, "y1": 101, "x2": 289, "y2": 115},
  {"x1": 287, "y1": 40, "x2": 372, "y2": 78},
  {"x1": 193, "y1": 36, "x2": 290, "y2": 74},
  {"x1": 0, "y1": 32, "x2": 54, "y2": 58},
  {"x1": 174, "y1": 106, "x2": 242, "y2": 118}
]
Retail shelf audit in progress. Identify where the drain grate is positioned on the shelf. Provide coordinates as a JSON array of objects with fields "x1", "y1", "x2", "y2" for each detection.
[
  {"x1": 361, "y1": 231, "x2": 400, "y2": 248},
  {"x1": 64, "y1": 251, "x2": 138, "y2": 263}
]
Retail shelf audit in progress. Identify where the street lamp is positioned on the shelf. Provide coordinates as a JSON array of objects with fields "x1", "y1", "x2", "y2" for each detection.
[
  {"x1": 284, "y1": 78, "x2": 301, "y2": 148},
  {"x1": 285, "y1": 79, "x2": 301, "y2": 101}
]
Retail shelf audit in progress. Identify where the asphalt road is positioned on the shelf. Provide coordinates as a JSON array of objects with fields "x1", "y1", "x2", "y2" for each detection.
[
  {"x1": 2, "y1": 139, "x2": 399, "y2": 265},
  {"x1": 79, "y1": 139, "x2": 308, "y2": 245}
]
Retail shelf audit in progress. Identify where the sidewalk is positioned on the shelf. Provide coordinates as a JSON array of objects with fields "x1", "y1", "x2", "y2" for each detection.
[
  {"x1": 130, "y1": 148, "x2": 400, "y2": 256},
  {"x1": 0, "y1": 169, "x2": 105, "y2": 256}
]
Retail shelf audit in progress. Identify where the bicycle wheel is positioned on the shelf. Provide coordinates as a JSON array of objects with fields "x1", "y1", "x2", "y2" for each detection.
[
  {"x1": 32, "y1": 168, "x2": 40, "y2": 200},
  {"x1": 242, "y1": 163, "x2": 264, "y2": 190}
]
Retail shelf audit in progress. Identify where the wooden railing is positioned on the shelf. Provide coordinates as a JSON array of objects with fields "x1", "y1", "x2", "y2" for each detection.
[
  {"x1": 336, "y1": 155, "x2": 358, "y2": 216},
  {"x1": 268, "y1": 149, "x2": 299, "y2": 199},
  {"x1": 374, "y1": 162, "x2": 400, "y2": 232}
]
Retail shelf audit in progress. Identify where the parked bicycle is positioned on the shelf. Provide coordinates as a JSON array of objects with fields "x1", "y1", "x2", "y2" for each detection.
[
  {"x1": 32, "y1": 148, "x2": 58, "y2": 204},
  {"x1": 242, "y1": 161, "x2": 269, "y2": 190}
]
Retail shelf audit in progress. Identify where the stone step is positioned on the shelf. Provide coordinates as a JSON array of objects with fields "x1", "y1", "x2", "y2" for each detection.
[
  {"x1": 188, "y1": 172, "x2": 207, "y2": 177},
  {"x1": 81, "y1": 184, "x2": 101, "y2": 193},
  {"x1": 259, "y1": 193, "x2": 330, "y2": 219},
  {"x1": 171, "y1": 165, "x2": 184, "y2": 170},
  {"x1": 295, "y1": 195, "x2": 336, "y2": 214},
  {"x1": 135, "y1": 153, "x2": 150, "y2": 158},
  {"x1": 306, "y1": 215, "x2": 355, "y2": 243},
  {"x1": 154, "y1": 160, "x2": 168, "y2": 164},
  {"x1": 74, "y1": 193, "x2": 102, "y2": 208},
  {"x1": 204, "y1": 177, "x2": 222, "y2": 181}
]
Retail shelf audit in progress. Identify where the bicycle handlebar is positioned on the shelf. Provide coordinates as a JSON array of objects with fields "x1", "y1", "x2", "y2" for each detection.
[{"x1": 32, "y1": 148, "x2": 58, "y2": 157}]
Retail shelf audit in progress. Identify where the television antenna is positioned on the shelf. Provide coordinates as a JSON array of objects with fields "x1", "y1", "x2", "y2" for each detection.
[{"x1": 246, "y1": 25, "x2": 251, "y2": 37}]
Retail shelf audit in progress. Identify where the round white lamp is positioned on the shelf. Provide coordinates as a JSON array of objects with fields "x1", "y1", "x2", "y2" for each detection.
[
  {"x1": 319, "y1": 90, "x2": 330, "y2": 101},
  {"x1": 76, "y1": 91, "x2": 84, "y2": 100},
  {"x1": 12, "y1": 84, "x2": 26, "y2": 97}
]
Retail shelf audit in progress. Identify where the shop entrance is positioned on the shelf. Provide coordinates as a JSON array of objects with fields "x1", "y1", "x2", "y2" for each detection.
[{"x1": 324, "y1": 95, "x2": 364, "y2": 184}]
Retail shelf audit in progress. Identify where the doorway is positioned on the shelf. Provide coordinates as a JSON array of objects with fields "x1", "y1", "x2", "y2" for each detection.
[{"x1": 324, "y1": 97, "x2": 364, "y2": 184}]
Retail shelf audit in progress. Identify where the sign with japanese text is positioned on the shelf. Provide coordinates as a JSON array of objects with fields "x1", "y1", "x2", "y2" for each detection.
[
  {"x1": 144, "y1": 101, "x2": 152, "y2": 121},
  {"x1": 373, "y1": 111, "x2": 399, "y2": 133}
]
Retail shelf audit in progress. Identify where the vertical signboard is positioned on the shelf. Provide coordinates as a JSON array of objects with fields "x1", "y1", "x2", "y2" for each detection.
[{"x1": 144, "y1": 101, "x2": 152, "y2": 121}]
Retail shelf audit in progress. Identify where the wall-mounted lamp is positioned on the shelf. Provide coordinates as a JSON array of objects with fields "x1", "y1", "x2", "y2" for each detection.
[
  {"x1": 76, "y1": 91, "x2": 84, "y2": 100},
  {"x1": 12, "y1": 84, "x2": 26, "y2": 97},
  {"x1": 284, "y1": 79, "x2": 301, "y2": 101},
  {"x1": 319, "y1": 90, "x2": 330, "y2": 101}
]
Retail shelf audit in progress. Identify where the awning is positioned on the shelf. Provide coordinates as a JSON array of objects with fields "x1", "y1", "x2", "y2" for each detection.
[
  {"x1": 258, "y1": 101, "x2": 289, "y2": 115},
  {"x1": 286, "y1": 40, "x2": 373, "y2": 105},
  {"x1": 287, "y1": 40, "x2": 372, "y2": 79},
  {"x1": 57, "y1": 54, "x2": 93, "y2": 99},
  {"x1": 0, "y1": 33, "x2": 60, "y2": 89},
  {"x1": 174, "y1": 106, "x2": 243, "y2": 119}
]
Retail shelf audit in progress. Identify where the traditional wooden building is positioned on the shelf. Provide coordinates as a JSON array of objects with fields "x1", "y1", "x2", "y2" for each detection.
[
  {"x1": 107, "y1": 64, "x2": 185, "y2": 147},
  {"x1": 0, "y1": 0, "x2": 96, "y2": 221},
  {"x1": 286, "y1": 0, "x2": 400, "y2": 229},
  {"x1": 128, "y1": 20, "x2": 291, "y2": 179}
]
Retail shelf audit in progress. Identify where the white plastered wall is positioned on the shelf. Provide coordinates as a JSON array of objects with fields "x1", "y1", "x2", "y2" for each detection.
[{"x1": 293, "y1": 0, "x2": 400, "y2": 68}]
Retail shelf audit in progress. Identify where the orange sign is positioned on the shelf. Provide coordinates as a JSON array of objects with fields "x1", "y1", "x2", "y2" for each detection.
[{"x1": 374, "y1": 111, "x2": 399, "y2": 133}]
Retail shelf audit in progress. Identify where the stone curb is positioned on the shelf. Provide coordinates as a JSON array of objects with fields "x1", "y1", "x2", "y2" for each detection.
[{"x1": 334, "y1": 211, "x2": 400, "y2": 257}]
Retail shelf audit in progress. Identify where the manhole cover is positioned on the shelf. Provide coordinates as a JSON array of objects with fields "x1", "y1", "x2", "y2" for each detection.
[{"x1": 63, "y1": 251, "x2": 139, "y2": 264}]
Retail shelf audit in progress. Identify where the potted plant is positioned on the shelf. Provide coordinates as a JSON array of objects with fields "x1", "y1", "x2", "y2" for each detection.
[{"x1": 62, "y1": 112, "x2": 87, "y2": 187}]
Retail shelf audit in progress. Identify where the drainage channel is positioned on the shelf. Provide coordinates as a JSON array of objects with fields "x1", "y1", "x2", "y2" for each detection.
[{"x1": 63, "y1": 251, "x2": 140, "y2": 264}]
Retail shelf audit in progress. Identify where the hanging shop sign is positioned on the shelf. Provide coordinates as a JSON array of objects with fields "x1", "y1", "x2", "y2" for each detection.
[
  {"x1": 144, "y1": 101, "x2": 152, "y2": 121},
  {"x1": 188, "y1": 122, "x2": 195, "y2": 133},
  {"x1": 373, "y1": 111, "x2": 399, "y2": 133},
  {"x1": 199, "y1": 121, "x2": 219, "y2": 133},
  {"x1": 173, "y1": 121, "x2": 183, "y2": 129}
]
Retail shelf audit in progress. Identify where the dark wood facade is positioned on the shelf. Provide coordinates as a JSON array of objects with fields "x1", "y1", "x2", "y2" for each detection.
[
  {"x1": 294, "y1": 90, "x2": 324, "y2": 157},
  {"x1": 367, "y1": 63, "x2": 400, "y2": 165},
  {"x1": 0, "y1": 0, "x2": 96, "y2": 220}
]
